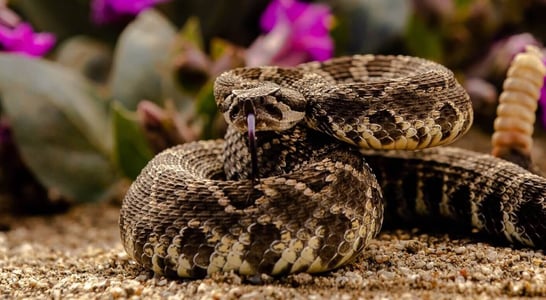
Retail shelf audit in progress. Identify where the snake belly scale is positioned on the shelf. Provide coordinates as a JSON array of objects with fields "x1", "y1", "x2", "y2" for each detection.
[{"x1": 119, "y1": 54, "x2": 546, "y2": 279}]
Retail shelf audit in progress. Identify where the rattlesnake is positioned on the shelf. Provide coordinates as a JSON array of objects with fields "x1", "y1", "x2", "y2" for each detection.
[{"x1": 119, "y1": 55, "x2": 546, "y2": 279}]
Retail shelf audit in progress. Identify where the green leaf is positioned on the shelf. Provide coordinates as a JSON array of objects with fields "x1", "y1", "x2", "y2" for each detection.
[
  {"x1": 110, "y1": 9, "x2": 177, "y2": 110},
  {"x1": 195, "y1": 81, "x2": 220, "y2": 139},
  {"x1": 454, "y1": 0, "x2": 473, "y2": 9},
  {"x1": 195, "y1": 81, "x2": 216, "y2": 117},
  {"x1": 404, "y1": 16, "x2": 444, "y2": 62},
  {"x1": 179, "y1": 17, "x2": 205, "y2": 51},
  {"x1": 112, "y1": 102, "x2": 154, "y2": 180},
  {"x1": 0, "y1": 54, "x2": 119, "y2": 202},
  {"x1": 330, "y1": 0, "x2": 410, "y2": 53},
  {"x1": 210, "y1": 38, "x2": 231, "y2": 61}
]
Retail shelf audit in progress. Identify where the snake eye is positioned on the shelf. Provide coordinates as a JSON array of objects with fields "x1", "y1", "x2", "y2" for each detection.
[{"x1": 229, "y1": 105, "x2": 240, "y2": 120}]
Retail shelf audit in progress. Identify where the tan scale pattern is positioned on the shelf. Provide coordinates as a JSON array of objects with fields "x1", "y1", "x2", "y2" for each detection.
[
  {"x1": 363, "y1": 146, "x2": 546, "y2": 248},
  {"x1": 121, "y1": 132, "x2": 384, "y2": 278},
  {"x1": 215, "y1": 55, "x2": 473, "y2": 151},
  {"x1": 120, "y1": 55, "x2": 545, "y2": 279}
]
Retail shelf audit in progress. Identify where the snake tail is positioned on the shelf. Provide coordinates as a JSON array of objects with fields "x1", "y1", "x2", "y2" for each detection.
[{"x1": 364, "y1": 147, "x2": 546, "y2": 248}]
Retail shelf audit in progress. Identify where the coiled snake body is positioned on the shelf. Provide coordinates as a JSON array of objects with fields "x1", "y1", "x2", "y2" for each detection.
[{"x1": 120, "y1": 55, "x2": 546, "y2": 278}]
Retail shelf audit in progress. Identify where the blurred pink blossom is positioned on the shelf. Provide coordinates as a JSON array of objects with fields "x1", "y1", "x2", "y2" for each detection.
[
  {"x1": 467, "y1": 33, "x2": 541, "y2": 79},
  {"x1": 0, "y1": 22, "x2": 56, "y2": 57},
  {"x1": 246, "y1": 0, "x2": 334, "y2": 66},
  {"x1": 538, "y1": 57, "x2": 546, "y2": 128},
  {"x1": 91, "y1": 0, "x2": 170, "y2": 25}
]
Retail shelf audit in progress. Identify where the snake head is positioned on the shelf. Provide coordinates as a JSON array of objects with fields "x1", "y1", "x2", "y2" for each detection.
[{"x1": 215, "y1": 81, "x2": 306, "y2": 132}]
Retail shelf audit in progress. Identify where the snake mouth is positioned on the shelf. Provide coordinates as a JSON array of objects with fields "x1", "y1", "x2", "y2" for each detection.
[{"x1": 225, "y1": 98, "x2": 305, "y2": 133}]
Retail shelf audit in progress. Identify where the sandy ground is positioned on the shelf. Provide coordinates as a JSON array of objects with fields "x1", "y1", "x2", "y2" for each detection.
[{"x1": 2, "y1": 128, "x2": 546, "y2": 299}]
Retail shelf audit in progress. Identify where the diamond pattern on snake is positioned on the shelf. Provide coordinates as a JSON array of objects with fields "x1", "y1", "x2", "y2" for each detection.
[{"x1": 119, "y1": 54, "x2": 546, "y2": 279}]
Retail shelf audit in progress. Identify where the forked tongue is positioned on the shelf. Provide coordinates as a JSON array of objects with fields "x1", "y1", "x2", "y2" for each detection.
[{"x1": 245, "y1": 102, "x2": 258, "y2": 186}]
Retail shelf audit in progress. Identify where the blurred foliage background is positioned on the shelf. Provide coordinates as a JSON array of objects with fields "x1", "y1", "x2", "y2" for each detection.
[{"x1": 0, "y1": 0, "x2": 545, "y2": 213}]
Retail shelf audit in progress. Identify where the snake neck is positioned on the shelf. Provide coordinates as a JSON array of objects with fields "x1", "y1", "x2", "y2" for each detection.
[{"x1": 222, "y1": 124, "x2": 348, "y2": 181}]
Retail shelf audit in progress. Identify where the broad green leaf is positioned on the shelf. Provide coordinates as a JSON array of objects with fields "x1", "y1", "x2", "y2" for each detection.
[
  {"x1": 110, "y1": 9, "x2": 177, "y2": 110},
  {"x1": 0, "y1": 54, "x2": 119, "y2": 202},
  {"x1": 195, "y1": 81, "x2": 220, "y2": 139},
  {"x1": 404, "y1": 16, "x2": 444, "y2": 62},
  {"x1": 112, "y1": 102, "x2": 154, "y2": 180},
  {"x1": 195, "y1": 81, "x2": 216, "y2": 117},
  {"x1": 329, "y1": 0, "x2": 410, "y2": 53}
]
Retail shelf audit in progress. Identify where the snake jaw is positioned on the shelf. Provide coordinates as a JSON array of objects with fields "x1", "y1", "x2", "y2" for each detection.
[{"x1": 225, "y1": 99, "x2": 305, "y2": 133}]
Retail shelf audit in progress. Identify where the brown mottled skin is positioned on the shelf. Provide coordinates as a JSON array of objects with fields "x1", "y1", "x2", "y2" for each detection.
[{"x1": 120, "y1": 55, "x2": 546, "y2": 279}]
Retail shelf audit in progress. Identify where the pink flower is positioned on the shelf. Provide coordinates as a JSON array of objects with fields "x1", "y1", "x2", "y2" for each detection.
[
  {"x1": 246, "y1": 0, "x2": 334, "y2": 66},
  {"x1": 0, "y1": 22, "x2": 55, "y2": 57},
  {"x1": 91, "y1": 0, "x2": 170, "y2": 25},
  {"x1": 468, "y1": 33, "x2": 541, "y2": 79},
  {"x1": 540, "y1": 57, "x2": 546, "y2": 127}
]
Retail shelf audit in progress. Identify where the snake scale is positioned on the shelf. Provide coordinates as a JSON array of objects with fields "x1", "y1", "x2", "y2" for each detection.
[{"x1": 120, "y1": 55, "x2": 546, "y2": 279}]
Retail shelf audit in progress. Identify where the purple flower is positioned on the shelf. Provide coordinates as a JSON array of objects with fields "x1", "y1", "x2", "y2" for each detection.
[
  {"x1": 0, "y1": 22, "x2": 56, "y2": 57},
  {"x1": 468, "y1": 33, "x2": 541, "y2": 79},
  {"x1": 538, "y1": 57, "x2": 546, "y2": 128},
  {"x1": 91, "y1": 0, "x2": 170, "y2": 25},
  {"x1": 246, "y1": 0, "x2": 334, "y2": 66}
]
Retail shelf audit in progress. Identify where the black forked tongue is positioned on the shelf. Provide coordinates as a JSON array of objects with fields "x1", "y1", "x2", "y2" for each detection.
[{"x1": 245, "y1": 101, "x2": 259, "y2": 186}]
